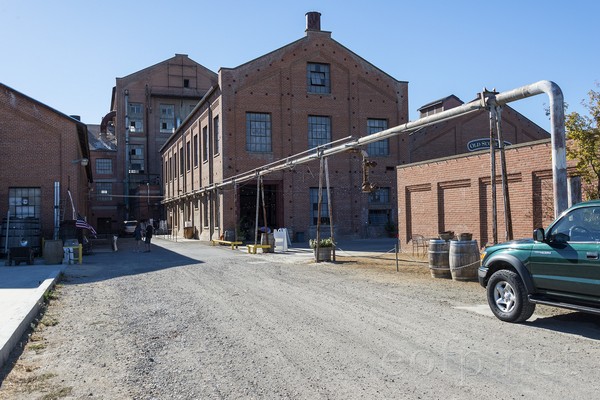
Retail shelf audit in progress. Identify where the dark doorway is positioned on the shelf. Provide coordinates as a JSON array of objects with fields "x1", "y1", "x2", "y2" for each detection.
[
  {"x1": 238, "y1": 182, "x2": 280, "y2": 241},
  {"x1": 96, "y1": 217, "x2": 113, "y2": 234}
]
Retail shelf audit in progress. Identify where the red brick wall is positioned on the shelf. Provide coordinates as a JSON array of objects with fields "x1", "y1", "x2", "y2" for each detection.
[
  {"x1": 398, "y1": 139, "x2": 563, "y2": 248},
  {"x1": 0, "y1": 84, "x2": 89, "y2": 239}
]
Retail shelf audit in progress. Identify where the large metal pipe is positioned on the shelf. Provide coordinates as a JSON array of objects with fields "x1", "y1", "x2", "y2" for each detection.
[
  {"x1": 494, "y1": 80, "x2": 567, "y2": 217},
  {"x1": 167, "y1": 80, "x2": 567, "y2": 216}
]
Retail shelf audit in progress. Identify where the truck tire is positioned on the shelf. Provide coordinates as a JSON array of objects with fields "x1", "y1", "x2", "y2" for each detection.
[{"x1": 487, "y1": 269, "x2": 536, "y2": 323}]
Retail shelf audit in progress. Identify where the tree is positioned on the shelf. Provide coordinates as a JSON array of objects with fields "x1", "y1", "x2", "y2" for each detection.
[{"x1": 565, "y1": 85, "x2": 600, "y2": 200}]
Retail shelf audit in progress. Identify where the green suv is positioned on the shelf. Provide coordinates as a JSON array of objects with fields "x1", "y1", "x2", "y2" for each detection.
[{"x1": 479, "y1": 200, "x2": 600, "y2": 322}]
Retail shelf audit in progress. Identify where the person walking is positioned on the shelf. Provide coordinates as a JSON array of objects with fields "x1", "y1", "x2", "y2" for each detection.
[
  {"x1": 144, "y1": 222, "x2": 154, "y2": 252},
  {"x1": 133, "y1": 222, "x2": 142, "y2": 252}
]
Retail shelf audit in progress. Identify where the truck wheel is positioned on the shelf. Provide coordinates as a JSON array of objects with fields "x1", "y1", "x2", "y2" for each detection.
[{"x1": 487, "y1": 269, "x2": 535, "y2": 323}]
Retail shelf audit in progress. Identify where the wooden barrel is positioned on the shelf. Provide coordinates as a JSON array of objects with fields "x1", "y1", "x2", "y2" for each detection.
[
  {"x1": 449, "y1": 240, "x2": 480, "y2": 281},
  {"x1": 428, "y1": 239, "x2": 451, "y2": 278}
]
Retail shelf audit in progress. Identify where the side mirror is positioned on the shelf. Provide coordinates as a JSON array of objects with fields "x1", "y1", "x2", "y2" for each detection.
[{"x1": 533, "y1": 228, "x2": 545, "y2": 242}]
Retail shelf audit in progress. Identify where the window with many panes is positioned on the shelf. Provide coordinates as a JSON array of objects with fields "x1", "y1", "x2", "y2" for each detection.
[
  {"x1": 193, "y1": 134, "x2": 199, "y2": 167},
  {"x1": 160, "y1": 104, "x2": 175, "y2": 133},
  {"x1": 9, "y1": 187, "x2": 41, "y2": 218},
  {"x1": 310, "y1": 188, "x2": 330, "y2": 225},
  {"x1": 213, "y1": 116, "x2": 220, "y2": 155},
  {"x1": 95, "y1": 182, "x2": 113, "y2": 201},
  {"x1": 246, "y1": 112, "x2": 272, "y2": 152},
  {"x1": 202, "y1": 126, "x2": 209, "y2": 161},
  {"x1": 129, "y1": 146, "x2": 145, "y2": 173},
  {"x1": 307, "y1": 63, "x2": 330, "y2": 94},
  {"x1": 128, "y1": 103, "x2": 144, "y2": 133},
  {"x1": 95, "y1": 159, "x2": 112, "y2": 175},
  {"x1": 368, "y1": 187, "x2": 391, "y2": 225},
  {"x1": 308, "y1": 115, "x2": 331, "y2": 149},
  {"x1": 367, "y1": 119, "x2": 389, "y2": 156}
]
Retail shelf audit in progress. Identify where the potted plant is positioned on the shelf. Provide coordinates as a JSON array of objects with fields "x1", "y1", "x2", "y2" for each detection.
[{"x1": 309, "y1": 237, "x2": 334, "y2": 261}]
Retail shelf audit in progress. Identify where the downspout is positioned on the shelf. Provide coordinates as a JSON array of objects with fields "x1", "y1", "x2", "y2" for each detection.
[{"x1": 124, "y1": 89, "x2": 130, "y2": 219}]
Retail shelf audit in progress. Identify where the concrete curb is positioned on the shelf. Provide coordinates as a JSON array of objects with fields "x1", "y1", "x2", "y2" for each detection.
[{"x1": 0, "y1": 267, "x2": 64, "y2": 369}]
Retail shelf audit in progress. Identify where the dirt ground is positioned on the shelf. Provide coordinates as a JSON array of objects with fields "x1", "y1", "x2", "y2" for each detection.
[{"x1": 0, "y1": 243, "x2": 589, "y2": 400}]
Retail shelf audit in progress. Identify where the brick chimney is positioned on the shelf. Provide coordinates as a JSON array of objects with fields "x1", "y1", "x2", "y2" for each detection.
[{"x1": 305, "y1": 11, "x2": 321, "y2": 32}]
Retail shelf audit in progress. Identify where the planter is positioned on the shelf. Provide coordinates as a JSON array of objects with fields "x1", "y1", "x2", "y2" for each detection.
[{"x1": 313, "y1": 247, "x2": 332, "y2": 261}]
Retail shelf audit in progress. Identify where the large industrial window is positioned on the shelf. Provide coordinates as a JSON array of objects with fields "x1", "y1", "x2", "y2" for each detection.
[
  {"x1": 179, "y1": 147, "x2": 184, "y2": 175},
  {"x1": 202, "y1": 126, "x2": 209, "y2": 161},
  {"x1": 213, "y1": 116, "x2": 220, "y2": 155},
  {"x1": 310, "y1": 188, "x2": 330, "y2": 225},
  {"x1": 95, "y1": 158, "x2": 113, "y2": 175},
  {"x1": 8, "y1": 188, "x2": 41, "y2": 218},
  {"x1": 186, "y1": 140, "x2": 191, "y2": 171},
  {"x1": 308, "y1": 115, "x2": 331, "y2": 149},
  {"x1": 95, "y1": 182, "x2": 113, "y2": 201},
  {"x1": 368, "y1": 187, "x2": 391, "y2": 225},
  {"x1": 129, "y1": 146, "x2": 145, "y2": 174},
  {"x1": 160, "y1": 104, "x2": 175, "y2": 133},
  {"x1": 193, "y1": 134, "x2": 199, "y2": 167},
  {"x1": 246, "y1": 112, "x2": 272, "y2": 152},
  {"x1": 128, "y1": 103, "x2": 144, "y2": 133},
  {"x1": 367, "y1": 119, "x2": 389, "y2": 156},
  {"x1": 307, "y1": 63, "x2": 330, "y2": 94}
]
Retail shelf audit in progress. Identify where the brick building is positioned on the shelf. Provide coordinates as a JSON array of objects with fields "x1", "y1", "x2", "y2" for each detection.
[
  {"x1": 397, "y1": 139, "x2": 578, "y2": 248},
  {"x1": 160, "y1": 12, "x2": 409, "y2": 241},
  {"x1": 0, "y1": 83, "x2": 92, "y2": 252},
  {"x1": 409, "y1": 95, "x2": 550, "y2": 163},
  {"x1": 97, "y1": 54, "x2": 218, "y2": 230}
]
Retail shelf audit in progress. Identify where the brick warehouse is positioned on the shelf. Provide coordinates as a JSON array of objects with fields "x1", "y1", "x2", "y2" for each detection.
[
  {"x1": 160, "y1": 12, "x2": 409, "y2": 241},
  {"x1": 159, "y1": 12, "x2": 552, "y2": 242},
  {"x1": 0, "y1": 83, "x2": 92, "y2": 252},
  {"x1": 397, "y1": 139, "x2": 578, "y2": 248},
  {"x1": 96, "y1": 54, "x2": 218, "y2": 232}
]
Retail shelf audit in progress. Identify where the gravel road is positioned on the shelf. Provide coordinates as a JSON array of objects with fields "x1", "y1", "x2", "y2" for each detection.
[{"x1": 1, "y1": 238, "x2": 599, "y2": 399}]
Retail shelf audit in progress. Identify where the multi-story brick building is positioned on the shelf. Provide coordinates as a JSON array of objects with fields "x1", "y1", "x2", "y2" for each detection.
[
  {"x1": 159, "y1": 12, "x2": 553, "y2": 243},
  {"x1": 160, "y1": 12, "x2": 409, "y2": 241},
  {"x1": 0, "y1": 83, "x2": 92, "y2": 253},
  {"x1": 97, "y1": 54, "x2": 218, "y2": 229}
]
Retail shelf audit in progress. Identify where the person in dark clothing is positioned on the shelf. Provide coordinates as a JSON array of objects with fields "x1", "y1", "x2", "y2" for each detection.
[
  {"x1": 133, "y1": 222, "x2": 143, "y2": 252},
  {"x1": 144, "y1": 223, "x2": 153, "y2": 252}
]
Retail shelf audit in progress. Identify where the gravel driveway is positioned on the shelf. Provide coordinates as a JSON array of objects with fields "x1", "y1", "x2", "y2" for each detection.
[{"x1": 1, "y1": 238, "x2": 599, "y2": 399}]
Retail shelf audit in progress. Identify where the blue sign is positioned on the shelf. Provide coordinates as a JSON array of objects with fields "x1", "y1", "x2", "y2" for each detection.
[{"x1": 467, "y1": 138, "x2": 512, "y2": 152}]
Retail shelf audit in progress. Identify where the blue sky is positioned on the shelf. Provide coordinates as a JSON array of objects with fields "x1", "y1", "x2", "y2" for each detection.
[{"x1": 1, "y1": 0, "x2": 597, "y2": 131}]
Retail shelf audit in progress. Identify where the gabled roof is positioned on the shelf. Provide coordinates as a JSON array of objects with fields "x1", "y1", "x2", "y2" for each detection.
[
  {"x1": 0, "y1": 82, "x2": 92, "y2": 181},
  {"x1": 417, "y1": 95, "x2": 463, "y2": 112}
]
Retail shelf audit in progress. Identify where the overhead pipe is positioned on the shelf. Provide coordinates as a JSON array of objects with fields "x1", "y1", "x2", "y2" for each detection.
[{"x1": 164, "y1": 81, "x2": 567, "y2": 216}]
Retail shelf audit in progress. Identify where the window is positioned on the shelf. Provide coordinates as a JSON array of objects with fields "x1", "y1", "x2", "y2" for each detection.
[
  {"x1": 367, "y1": 119, "x2": 389, "y2": 156},
  {"x1": 246, "y1": 112, "x2": 271, "y2": 152},
  {"x1": 213, "y1": 116, "x2": 220, "y2": 155},
  {"x1": 183, "y1": 79, "x2": 190, "y2": 88},
  {"x1": 310, "y1": 188, "x2": 330, "y2": 225},
  {"x1": 128, "y1": 103, "x2": 144, "y2": 133},
  {"x1": 307, "y1": 63, "x2": 331, "y2": 94},
  {"x1": 308, "y1": 115, "x2": 331, "y2": 149},
  {"x1": 186, "y1": 140, "x2": 191, "y2": 171},
  {"x1": 550, "y1": 207, "x2": 600, "y2": 242},
  {"x1": 368, "y1": 187, "x2": 391, "y2": 225},
  {"x1": 179, "y1": 147, "x2": 184, "y2": 175},
  {"x1": 368, "y1": 187, "x2": 390, "y2": 205},
  {"x1": 160, "y1": 104, "x2": 175, "y2": 133},
  {"x1": 193, "y1": 134, "x2": 199, "y2": 167},
  {"x1": 129, "y1": 146, "x2": 144, "y2": 173},
  {"x1": 95, "y1": 182, "x2": 113, "y2": 201},
  {"x1": 95, "y1": 159, "x2": 113, "y2": 175},
  {"x1": 202, "y1": 126, "x2": 209, "y2": 161},
  {"x1": 8, "y1": 187, "x2": 41, "y2": 218}
]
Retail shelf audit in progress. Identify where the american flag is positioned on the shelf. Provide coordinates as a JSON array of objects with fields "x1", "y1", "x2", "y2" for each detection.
[{"x1": 76, "y1": 215, "x2": 97, "y2": 237}]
